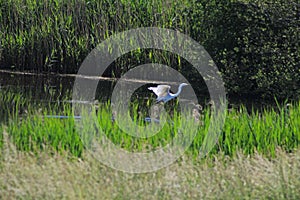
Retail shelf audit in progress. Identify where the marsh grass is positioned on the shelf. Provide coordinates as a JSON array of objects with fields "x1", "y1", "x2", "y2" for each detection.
[
  {"x1": 1, "y1": 89, "x2": 300, "y2": 198},
  {"x1": 0, "y1": 0, "x2": 191, "y2": 73},
  {"x1": 1, "y1": 88, "x2": 300, "y2": 159},
  {"x1": 0, "y1": 89, "x2": 26, "y2": 121}
]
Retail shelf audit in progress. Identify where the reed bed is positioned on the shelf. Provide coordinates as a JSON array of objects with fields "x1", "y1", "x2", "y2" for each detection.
[
  {"x1": 0, "y1": 0, "x2": 191, "y2": 73},
  {"x1": 1, "y1": 89, "x2": 300, "y2": 159}
]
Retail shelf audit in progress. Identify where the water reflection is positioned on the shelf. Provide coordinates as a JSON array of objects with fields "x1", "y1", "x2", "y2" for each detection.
[
  {"x1": 0, "y1": 71, "x2": 210, "y2": 104},
  {"x1": 0, "y1": 71, "x2": 116, "y2": 102}
]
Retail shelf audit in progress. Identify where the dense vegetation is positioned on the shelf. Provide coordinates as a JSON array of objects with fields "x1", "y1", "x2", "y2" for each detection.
[
  {"x1": 0, "y1": 0, "x2": 299, "y2": 100},
  {"x1": 1, "y1": 89, "x2": 299, "y2": 158},
  {"x1": 1, "y1": 1, "x2": 299, "y2": 197}
]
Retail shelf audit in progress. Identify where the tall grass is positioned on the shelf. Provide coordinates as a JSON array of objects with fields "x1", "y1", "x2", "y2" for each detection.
[
  {"x1": 0, "y1": 0, "x2": 191, "y2": 73},
  {"x1": 1, "y1": 92, "x2": 300, "y2": 198},
  {"x1": 217, "y1": 103, "x2": 300, "y2": 157},
  {"x1": 0, "y1": 89, "x2": 27, "y2": 121},
  {"x1": 1, "y1": 89, "x2": 300, "y2": 158},
  {"x1": 1, "y1": 148, "x2": 300, "y2": 199}
]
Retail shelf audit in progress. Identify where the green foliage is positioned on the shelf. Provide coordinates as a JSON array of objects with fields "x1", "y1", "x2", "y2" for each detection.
[
  {"x1": 0, "y1": 0, "x2": 190, "y2": 73},
  {"x1": 191, "y1": 0, "x2": 300, "y2": 99},
  {"x1": 1, "y1": 89, "x2": 300, "y2": 158},
  {"x1": 0, "y1": 0, "x2": 299, "y2": 99},
  {"x1": 0, "y1": 88, "x2": 27, "y2": 121}
]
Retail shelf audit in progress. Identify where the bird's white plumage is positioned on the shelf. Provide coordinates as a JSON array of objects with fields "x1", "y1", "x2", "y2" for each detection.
[
  {"x1": 148, "y1": 83, "x2": 188, "y2": 103},
  {"x1": 148, "y1": 85, "x2": 171, "y2": 98}
]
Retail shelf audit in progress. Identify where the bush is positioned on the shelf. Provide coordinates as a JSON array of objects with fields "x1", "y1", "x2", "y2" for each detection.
[{"x1": 192, "y1": 0, "x2": 300, "y2": 100}]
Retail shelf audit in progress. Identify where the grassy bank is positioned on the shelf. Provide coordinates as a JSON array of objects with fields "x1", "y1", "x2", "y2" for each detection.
[{"x1": 1, "y1": 145, "x2": 300, "y2": 199}]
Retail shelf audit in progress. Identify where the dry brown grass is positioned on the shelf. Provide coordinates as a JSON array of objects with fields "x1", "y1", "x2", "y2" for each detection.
[{"x1": 1, "y1": 133, "x2": 300, "y2": 200}]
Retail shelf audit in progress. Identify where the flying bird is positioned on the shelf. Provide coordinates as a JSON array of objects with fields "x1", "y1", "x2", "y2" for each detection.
[{"x1": 148, "y1": 83, "x2": 188, "y2": 103}]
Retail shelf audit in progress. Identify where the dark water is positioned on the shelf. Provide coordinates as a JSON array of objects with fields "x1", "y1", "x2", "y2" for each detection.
[
  {"x1": 0, "y1": 70, "x2": 290, "y2": 121},
  {"x1": 0, "y1": 70, "x2": 212, "y2": 125},
  {"x1": 0, "y1": 71, "x2": 113, "y2": 102},
  {"x1": 0, "y1": 71, "x2": 211, "y2": 105}
]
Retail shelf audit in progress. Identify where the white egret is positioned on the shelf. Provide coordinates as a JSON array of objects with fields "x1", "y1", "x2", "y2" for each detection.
[{"x1": 148, "y1": 83, "x2": 188, "y2": 103}]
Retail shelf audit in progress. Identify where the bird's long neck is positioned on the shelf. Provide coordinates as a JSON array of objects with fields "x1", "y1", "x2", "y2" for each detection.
[{"x1": 172, "y1": 84, "x2": 184, "y2": 97}]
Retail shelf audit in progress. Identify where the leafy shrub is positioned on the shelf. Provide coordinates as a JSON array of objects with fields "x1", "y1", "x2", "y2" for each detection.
[{"x1": 192, "y1": 0, "x2": 300, "y2": 100}]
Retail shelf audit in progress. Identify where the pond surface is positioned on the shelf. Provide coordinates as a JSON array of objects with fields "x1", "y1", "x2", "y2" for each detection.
[
  {"x1": 0, "y1": 70, "x2": 211, "y2": 105},
  {"x1": 0, "y1": 71, "x2": 112, "y2": 102},
  {"x1": 1, "y1": 70, "x2": 278, "y2": 116},
  {"x1": 0, "y1": 70, "x2": 290, "y2": 121}
]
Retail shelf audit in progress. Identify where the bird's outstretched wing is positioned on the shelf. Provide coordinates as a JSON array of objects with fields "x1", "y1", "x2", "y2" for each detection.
[{"x1": 148, "y1": 85, "x2": 171, "y2": 98}]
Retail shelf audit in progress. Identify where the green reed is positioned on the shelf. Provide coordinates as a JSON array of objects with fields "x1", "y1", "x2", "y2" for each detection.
[
  {"x1": 0, "y1": 89, "x2": 26, "y2": 121},
  {"x1": 0, "y1": 0, "x2": 191, "y2": 72},
  {"x1": 1, "y1": 88, "x2": 300, "y2": 158}
]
